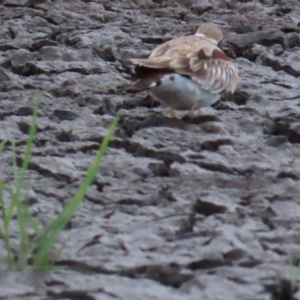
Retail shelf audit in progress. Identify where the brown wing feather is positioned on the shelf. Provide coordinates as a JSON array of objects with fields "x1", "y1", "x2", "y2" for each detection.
[
  {"x1": 127, "y1": 67, "x2": 172, "y2": 93},
  {"x1": 130, "y1": 58, "x2": 171, "y2": 70},
  {"x1": 190, "y1": 59, "x2": 238, "y2": 94},
  {"x1": 130, "y1": 35, "x2": 238, "y2": 94},
  {"x1": 149, "y1": 36, "x2": 213, "y2": 58}
]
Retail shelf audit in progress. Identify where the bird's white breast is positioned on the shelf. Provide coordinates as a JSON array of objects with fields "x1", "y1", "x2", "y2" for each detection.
[{"x1": 150, "y1": 73, "x2": 221, "y2": 110}]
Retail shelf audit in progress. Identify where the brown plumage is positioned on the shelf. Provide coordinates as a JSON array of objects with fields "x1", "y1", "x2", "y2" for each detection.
[{"x1": 128, "y1": 23, "x2": 239, "y2": 118}]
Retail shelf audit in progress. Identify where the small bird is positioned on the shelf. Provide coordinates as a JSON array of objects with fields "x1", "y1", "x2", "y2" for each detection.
[{"x1": 128, "y1": 23, "x2": 238, "y2": 118}]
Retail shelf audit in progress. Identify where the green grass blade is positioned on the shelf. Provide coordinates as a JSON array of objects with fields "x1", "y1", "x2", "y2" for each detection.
[
  {"x1": 16, "y1": 90, "x2": 39, "y2": 194},
  {"x1": 0, "y1": 180, "x2": 14, "y2": 229},
  {"x1": 0, "y1": 229, "x2": 7, "y2": 241},
  {"x1": 0, "y1": 180, "x2": 7, "y2": 222},
  {"x1": 0, "y1": 140, "x2": 7, "y2": 151},
  {"x1": 5, "y1": 91, "x2": 39, "y2": 269},
  {"x1": 33, "y1": 114, "x2": 119, "y2": 269},
  {"x1": 24, "y1": 208, "x2": 40, "y2": 233},
  {"x1": 291, "y1": 257, "x2": 300, "y2": 289},
  {"x1": 0, "y1": 92, "x2": 40, "y2": 270},
  {"x1": 14, "y1": 195, "x2": 29, "y2": 268},
  {"x1": 11, "y1": 140, "x2": 19, "y2": 188},
  {"x1": 0, "y1": 180, "x2": 14, "y2": 228},
  {"x1": 4, "y1": 140, "x2": 19, "y2": 229},
  {"x1": 11, "y1": 141, "x2": 29, "y2": 268},
  {"x1": 6, "y1": 89, "x2": 38, "y2": 225},
  {"x1": 0, "y1": 181, "x2": 13, "y2": 264}
]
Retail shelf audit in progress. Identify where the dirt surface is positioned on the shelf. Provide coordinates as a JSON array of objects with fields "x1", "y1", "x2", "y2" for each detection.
[{"x1": 0, "y1": 0, "x2": 300, "y2": 299}]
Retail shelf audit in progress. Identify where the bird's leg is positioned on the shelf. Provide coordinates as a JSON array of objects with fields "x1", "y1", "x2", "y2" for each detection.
[
  {"x1": 181, "y1": 104, "x2": 197, "y2": 120},
  {"x1": 170, "y1": 108, "x2": 176, "y2": 118},
  {"x1": 187, "y1": 103, "x2": 196, "y2": 118}
]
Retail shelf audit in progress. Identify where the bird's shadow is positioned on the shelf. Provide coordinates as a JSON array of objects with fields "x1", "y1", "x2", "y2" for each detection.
[{"x1": 137, "y1": 112, "x2": 220, "y2": 132}]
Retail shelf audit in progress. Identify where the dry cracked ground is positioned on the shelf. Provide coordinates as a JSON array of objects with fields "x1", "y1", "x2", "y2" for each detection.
[{"x1": 0, "y1": 0, "x2": 300, "y2": 299}]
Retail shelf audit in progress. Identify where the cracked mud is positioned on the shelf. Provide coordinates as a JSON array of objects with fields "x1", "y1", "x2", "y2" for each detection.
[{"x1": 0, "y1": 0, "x2": 300, "y2": 299}]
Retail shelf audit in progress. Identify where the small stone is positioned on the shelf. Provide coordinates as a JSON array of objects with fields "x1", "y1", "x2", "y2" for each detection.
[
  {"x1": 270, "y1": 44, "x2": 284, "y2": 56},
  {"x1": 52, "y1": 109, "x2": 79, "y2": 121}
]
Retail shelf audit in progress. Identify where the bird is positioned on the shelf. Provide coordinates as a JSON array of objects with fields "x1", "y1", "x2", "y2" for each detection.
[{"x1": 127, "y1": 23, "x2": 238, "y2": 118}]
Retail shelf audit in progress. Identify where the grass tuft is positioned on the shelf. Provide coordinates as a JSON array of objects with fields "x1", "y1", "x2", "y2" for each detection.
[{"x1": 0, "y1": 90, "x2": 119, "y2": 270}]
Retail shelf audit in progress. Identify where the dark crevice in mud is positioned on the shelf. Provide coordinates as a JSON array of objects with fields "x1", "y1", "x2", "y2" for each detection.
[
  {"x1": 56, "y1": 261, "x2": 116, "y2": 274},
  {"x1": 44, "y1": 16, "x2": 65, "y2": 26},
  {"x1": 30, "y1": 166, "x2": 73, "y2": 183},
  {"x1": 117, "y1": 197, "x2": 161, "y2": 206},
  {"x1": 157, "y1": 184, "x2": 177, "y2": 202},
  {"x1": 34, "y1": 139, "x2": 50, "y2": 148},
  {"x1": 1, "y1": 140, "x2": 23, "y2": 149},
  {"x1": 188, "y1": 253, "x2": 258, "y2": 271},
  {"x1": 228, "y1": 30, "x2": 286, "y2": 57},
  {"x1": 238, "y1": 258, "x2": 261, "y2": 268},
  {"x1": 2, "y1": 56, "x2": 110, "y2": 77},
  {"x1": 8, "y1": 26, "x2": 16, "y2": 39},
  {"x1": 81, "y1": 194, "x2": 107, "y2": 205},
  {"x1": 288, "y1": 131, "x2": 300, "y2": 144},
  {"x1": 259, "y1": 80, "x2": 295, "y2": 90},
  {"x1": 26, "y1": 0, "x2": 49, "y2": 8},
  {"x1": 260, "y1": 57, "x2": 300, "y2": 78},
  {"x1": 264, "y1": 119, "x2": 300, "y2": 144},
  {"x1": 175, "y1": 214, "x2": 196, "y2": 238},
  {"x1": 191, "y1": 160, "x2": 235, "y2": 175},
  {"x1": 55, "y1": 131, "x2": 79, "y2": 142},
  {"x1": 16, "y1": 157, "x2": 74, "y2": 184},
  {"x1": 57, "y1": 261, "x2": 193, "y2": 289},
  {"x1": 265, "y1": 279, "x2": 297, "y2": 300},
  {"x1": 0, "y1": 45, "x2": 18, "y2": 51},
  {"x1": 148, "y1": 161, "x2": 170, "y2": 177},
  {"x1": 119, "y1": 264, "x2": 194, "y2": 288},
  {"x1": 93, "y1": 103, "x2": 117, "y2": 117},
  {"x1": 29, "y1": 39, "x2": 58, "y2": 52},
  {"x1": 34, "y1": 188, "x2": 66, "y2": 205},
  {"x1": 200, "y1": 138, "x2": 233, "y2": 152},
  {"x1": 234, "y1": 167, "x2": 256, "y2": 178},
  {"x1": 48, "y1": 290, "x2": 98, "y2": 300},
  {"x1": 117, "y1": 95, "x2": 160, "y2": 110},
  {"x1": 182, "y1": 114, "x2": 221, "y2": 124},
  {"x1": 222, "y1": 90, "x2": 250, "y2": 106},
  {"x1": 193, "y1": 198, "x2": 227, "y2": 216},
  {"x1": 264, "y1": 120, "x2": 289, "y2": 136},
  {"x1": 15, "y1": 106, "x2": 35, "y2": 116},
  {"x1": 139, "y1": 114, "x2": 217, "y2": 129},
  {"x1": 17, "y1": 67, "x2": 108, "y2": 77},
  {"x1": 120, "y1": 140, "x2": 186, "y2": 165},
  {"x1": 66, "y1": 143, "x2": 100, "y2": 154},
  {"x1": 119, "y1": 113, "x2": 221, "y2": 137},
  {"x1": 0, "y1": 111, "x2": 17, "y2": 121},
  {"x1": 120, "y1": 115, "x2": 191, "y2": 136},
  {"x1": 187, "y1": 257, "x2": 229, "y2": 270},
  {"x1": 223, "y1": 249, "x2": 246, "y2": 261},
  {"x1": 88, "y1": 138, "x2": 186, "y2": 165},
  {"x1": 260, "y1": 216, "x2": 276, "y2": 231},
  {"x1": 52, "y1": 109, "x2": 79, "y2": 121},
  {"x1": 276, "y1": 171, "x2": 299, "y2": 181},
  {"x1": 140, "y1": 36, "x2": 171, "y2": 45},
  {"x1": 118, "y1": 116, "x2": 144, "y2": 137}
]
